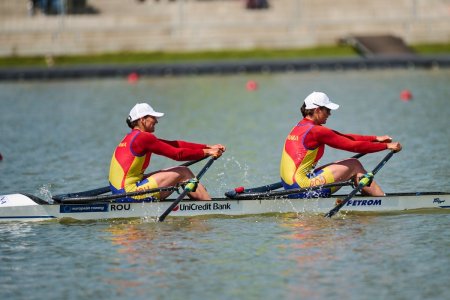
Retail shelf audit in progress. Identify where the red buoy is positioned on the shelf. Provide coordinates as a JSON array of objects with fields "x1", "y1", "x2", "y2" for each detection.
[
  {"x1": 127, "y1": 72, "x2": 139, "y2": 84},
  {"x1": 400, "y1": 89, "x2": 412, "y2": 101},
  {"x1": 246, "y1": 80, "x2": 258, "y2": 91}
]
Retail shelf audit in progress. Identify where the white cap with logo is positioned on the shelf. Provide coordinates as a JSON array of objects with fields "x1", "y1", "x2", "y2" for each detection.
[
  {"x1": 304, "y1": 92, "x2": 339, "y2": 110},
  {"x1": 128, "y1": 103, "x2": 164, "y2": 121}
]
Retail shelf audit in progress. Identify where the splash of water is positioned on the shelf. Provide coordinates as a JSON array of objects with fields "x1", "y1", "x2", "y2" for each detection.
[
  {"x1": 209, "y1": 156, "x2": 251, "y2": 196},
  {"x1": 37, "y1": 183, "x2": 54, "y2": 204}
]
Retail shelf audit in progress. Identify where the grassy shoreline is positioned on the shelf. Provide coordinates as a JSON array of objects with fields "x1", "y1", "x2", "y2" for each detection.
[{"x1": 1, "y1": 43, "x2": 449, "y2": 68}]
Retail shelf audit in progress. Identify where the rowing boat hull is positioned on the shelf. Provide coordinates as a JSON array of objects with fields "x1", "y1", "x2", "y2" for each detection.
[{"x1": 1, "y1": 192, "x2": 449, "y2": 222}]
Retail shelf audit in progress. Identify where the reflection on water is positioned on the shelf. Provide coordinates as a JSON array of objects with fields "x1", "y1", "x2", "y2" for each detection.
[
  {"x1": 262, "y1": 214, "x2": 402, "y2": 299},
  {"x1": 280, "y1": 215, "x2": 337, "y2": 263},
  {"x1": 103, "y1": 222, "x2": 157, "y2": 295},
  {"x1": 101, "y1": 218, "x2": 214, "y2": 296},
  {"x1": 1, "y1": 212, "x2": 449, "y2": 299}
]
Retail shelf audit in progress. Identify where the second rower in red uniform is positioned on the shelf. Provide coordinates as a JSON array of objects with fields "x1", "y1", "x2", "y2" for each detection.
[{"x1": 280, "y1": 91, "x2": 402, "y2": 197}]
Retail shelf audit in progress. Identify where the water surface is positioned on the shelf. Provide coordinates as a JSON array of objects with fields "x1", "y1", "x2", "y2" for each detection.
[{"x1": 0, "y1": 69, "x2": 449, "y2": 299}]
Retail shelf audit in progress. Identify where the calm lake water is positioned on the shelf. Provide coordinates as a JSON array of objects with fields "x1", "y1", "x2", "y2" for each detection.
[{"x1": 1, "y1": 69, "x2": 450, "y2": 299}]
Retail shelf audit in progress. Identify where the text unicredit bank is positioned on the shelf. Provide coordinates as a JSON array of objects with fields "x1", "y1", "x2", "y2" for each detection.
[{"x1": 178, "y1": 202, "x2": 231, "y2": 211}]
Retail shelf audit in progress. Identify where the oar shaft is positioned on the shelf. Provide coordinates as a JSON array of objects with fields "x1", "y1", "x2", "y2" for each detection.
[
  {"x1": 195, "y1": 157, "x2": 216, "y2": 179},
  {"x1": 226, "y1": 153, "x2": 365, "y2": 199},
  {"x1": 371, "y1": 151, "x2": 394, "y2": 175},
  {"x1": 158, "y1": 157, "x2": 216, "y2": 222},
  {"x1": 180, "y1": 156, "x2": 208, "y2": 167},
  {"x1": 158, "y1": 189, "x2": 191, "y2": 221},
  {"x1": 352, "y1": 153, "x2": 365, "y2": 159},
  {"x1": 325, "y1": 150, "x2": 395, "y2": 218},
  {"x1": 231, "y1": 180, "x2": 353, "y2": 199},
  {"x1": 324, "y1": 184, "x2": 362, "y2": 217},
  {"x1": 52, "y1": 186, "x2": 111, "y2": 201},
  {"x1": 60, "y1": 186, "x2": 178, "y2": 204},
  {"x1": 53, "y1": 157, "x2": 209, "y2": 201}
]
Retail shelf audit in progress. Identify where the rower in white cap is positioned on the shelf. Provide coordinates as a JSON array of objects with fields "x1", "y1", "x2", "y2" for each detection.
[
  {"x1": 109, "y1": 103, "x2": 226, "y2": 200},
  {"x1": 280, "y1": 91, "x2": 402, "y2": 197}
]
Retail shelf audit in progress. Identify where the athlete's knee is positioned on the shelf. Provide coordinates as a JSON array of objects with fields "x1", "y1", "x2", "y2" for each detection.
[
  {"x1": 172, "y1": 166, "x2": 194, "y2": 180},
  {"x1": 346, "y1": 158, "x2": 366, "y2": 173}
]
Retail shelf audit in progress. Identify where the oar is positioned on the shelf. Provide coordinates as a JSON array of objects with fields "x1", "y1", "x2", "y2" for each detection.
[
  {"x1": 158, "y1": 157, "x2": 216, "y2": 222},
  {"x1": 52, "y1": 157, "x2": 209, "y2": 201},
  {"x1": 324, "y1": 150, "x2": 395, "y2": 218},
  {"x1": 352, "y1": 153, "x2": 365, "y2": 159},
  {"x1": 225, "y1": 153, "x2": 366, "y2": 198},
  {"x1": 228, "y1": 180, "x2": 354, "y2": 199},
  {"x1": 225, "y1": 182, "x2": 283, "y2": 198},
  {"x1": 60, "y1": 186, "x2": 179, "y2": 204},
  {"x1": 52, "y1": 186, "x2": 111, "y2": 201}
]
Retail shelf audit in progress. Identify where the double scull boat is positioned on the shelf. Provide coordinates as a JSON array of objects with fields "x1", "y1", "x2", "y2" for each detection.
[{"x1": 0, "y1": 191, "x2": 448, "y2": 222}]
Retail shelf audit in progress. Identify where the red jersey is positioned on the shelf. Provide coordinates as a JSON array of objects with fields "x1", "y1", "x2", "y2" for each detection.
[
  {"x1": 280, "y1": 118, "x2": 387, "y2": 186},
  {"x1": 109, "y1": 129, "x2": 206, "y2": 192}
]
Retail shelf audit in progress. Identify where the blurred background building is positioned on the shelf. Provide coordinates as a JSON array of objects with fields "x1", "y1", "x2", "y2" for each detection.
[{"x1": 0, "y1": 0, "x2": 449, "y2": 57}]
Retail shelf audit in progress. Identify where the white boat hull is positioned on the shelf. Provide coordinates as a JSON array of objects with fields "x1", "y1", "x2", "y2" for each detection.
[{"x1": 0, "y1": 192, "x2": 449, "y2": 222}]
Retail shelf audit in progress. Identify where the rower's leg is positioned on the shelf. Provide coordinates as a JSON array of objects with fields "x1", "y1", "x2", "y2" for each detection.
[
  {"x1": 188, "y1": 184, "x2": 211, "y2": 201},
  {"x1": 151, "y1": 166, "x2": 211, "y2": 200},
  {"x1": 323, "y1": 158, "x2": 385, "y2": 196},
  {"x1": 359, "y1": 179, "x2": 384, "y2": 196}
]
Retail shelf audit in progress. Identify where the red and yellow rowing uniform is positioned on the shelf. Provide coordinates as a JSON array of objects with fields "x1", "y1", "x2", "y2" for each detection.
[
  {"x1": 280, "y1": 118, "x2": 387, "y2": 197},
  {"x1": 109, "y1": 129, "x2": 206, "y2": 200}
]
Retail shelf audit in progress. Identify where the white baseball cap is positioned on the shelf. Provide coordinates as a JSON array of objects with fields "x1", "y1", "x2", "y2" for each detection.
[
  {"x1": 128, "y1": 103, "x2": 164, "y2": 121},
  {"x1": 304, "y1": 92, "x2": 339, "y2": 110}
]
